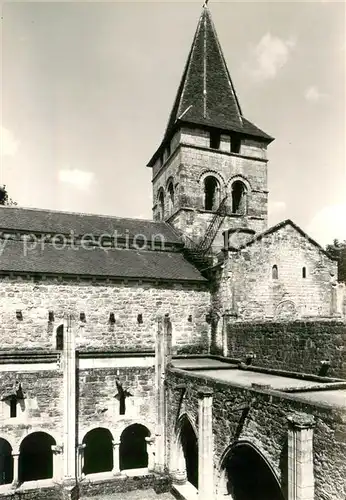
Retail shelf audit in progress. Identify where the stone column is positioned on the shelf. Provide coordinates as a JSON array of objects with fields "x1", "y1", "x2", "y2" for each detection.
[
  {"x1": 222, "y1": 314, "x2": 228, "y2": 357},
  {"x1": 145, "y1": 436, "x2": 155, "y2": 472},
  {"x1": 11, "y1": 452, "x2": 19, "y2": 488},
  {"x1": 287, "y1": 412, "x2": 315, "y2": 500},
  {"x1": 112, "y1": 440, "x2": 120, "y2": 475},
  {"x1": 51, "y1": 445, "x2": 63, "y2": 481},
  {"x1": 154, "y1": 314, "x2": 172, "y2": 473},
  {"x1": 198, "y1": 387, "x2": 214, "y2": 500},
  {"x1": 63, "y1": 314, "x2": 76, "y2": 480},
  {"x1": 173, "y1": 447, "x2": 187, "y2": 485},
  {"x1": 76, "y1": 444, "x2": 86, "y2": 478}
]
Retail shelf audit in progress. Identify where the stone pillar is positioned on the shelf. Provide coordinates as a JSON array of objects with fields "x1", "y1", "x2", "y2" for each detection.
[
  {"x1": 173, "y1": 448, "x2": 187, "y2": 485},
  {"x1": 112, "y1": 440, "x2": 120, "y2": 475},
  {"x1": 198, "y1": 387, "x2": 214, "y2": 500},
  {"x1": 287, "y1": 412, "x2": 315, "y2": 500},
  {"x1": 154, "y1": 314, "x2": 172, "y2": 473},
  {"x1": 145, "y1": 436, "x2": 155, "y2": 472},
  {"x1": 11, "y1": 452, "x2": 19, "y2": 488},
  {"x1": 63, "y1": 314, "x2": 76, "y2": 480},
  {"x1": 76, "y1": 444, "x2": 86, "y2": 478},
  {"x1": 222, "y1": 314, "x2": 228, "y2": 357},
  {"x1": 51, "y1": 445, "x2": 63, "y2": 481}
]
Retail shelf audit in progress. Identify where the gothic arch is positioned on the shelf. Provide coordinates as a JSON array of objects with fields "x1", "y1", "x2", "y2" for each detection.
[
  {"x1": 170, "y1": 413, "x2": 198, "y2": 489},
  {"x1": 218, "y1": 440, "x2": 284, "y2": 500}
]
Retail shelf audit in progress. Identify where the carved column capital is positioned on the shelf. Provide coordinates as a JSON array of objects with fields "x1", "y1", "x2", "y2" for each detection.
[{"x1": 287, "y1": 412, "x2": 315, "y2": 430}]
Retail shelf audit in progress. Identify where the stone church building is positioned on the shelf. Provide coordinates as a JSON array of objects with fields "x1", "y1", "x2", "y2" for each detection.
[{"x1": 0, "y1": 6, "x2": 345, "y2": 500}]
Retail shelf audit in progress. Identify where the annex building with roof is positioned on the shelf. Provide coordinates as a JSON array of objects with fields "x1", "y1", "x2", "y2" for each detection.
[{"x1": 0, "y1": 5, "x2": 345, "y2": 500}]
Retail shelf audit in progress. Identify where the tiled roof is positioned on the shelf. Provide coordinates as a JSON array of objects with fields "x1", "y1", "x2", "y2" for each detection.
[
  {"x1": 148, "y1": 7, "x2": 273, "y2": 165},
  {"x1": 237, "y1": 219, "x2": 337, "y2": 259},
  {"x1": 0, "y1": 206, "x2": 181, "y2": 244},
  {"x1": 0, "y1": 240, "x2": 206, "y2": 282}
]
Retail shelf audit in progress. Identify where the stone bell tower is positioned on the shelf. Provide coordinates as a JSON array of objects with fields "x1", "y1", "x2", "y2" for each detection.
[{"x1": 147, "y1": 5, "x2": 274, "y2": 253}]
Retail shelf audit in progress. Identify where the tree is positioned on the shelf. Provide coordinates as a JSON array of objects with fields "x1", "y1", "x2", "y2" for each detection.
[
  {"x1": 326, "y1": 239, "x2": 346, "y2": 283},
  {"x1": 0, "y1": 185, "x2": 17, "y2": 206}
]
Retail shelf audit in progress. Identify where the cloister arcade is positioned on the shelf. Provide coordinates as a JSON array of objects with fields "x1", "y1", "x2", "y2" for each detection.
[{"x1": 0, "y1": 422, "x2": 152, "y2": 489}]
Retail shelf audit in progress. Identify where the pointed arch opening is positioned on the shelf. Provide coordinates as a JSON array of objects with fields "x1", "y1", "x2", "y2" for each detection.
[
  {"x1": 82, "y1": 428, "x2": 113, "y2": 475},
  {"x1": 173, "y1": 415, "x2": 198, "y2": 489},
  {"x1": 119, "y1": 424, "x2": 150, "y2": 471},
  {"x1": 219, "y1": 442, "x2": 284, "y2": 500},
  {"x1": 272, "y1": 265, "x2": 278, "y2": 280},
  {"x1": 231, "y1": 180, "x2": 247, "y2": 215},
  {"x1": 19, "y1": 432, "x2": 55, "y2": 482},
  {"x1": 0, "y1": 438, "x2": 13, "y2": 485},
  {"x1": 204, "y1": 176, "x2": 220, "y2": 211}
]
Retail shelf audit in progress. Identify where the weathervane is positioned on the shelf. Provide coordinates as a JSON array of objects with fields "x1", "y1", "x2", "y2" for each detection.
[{"x1": 203, "y1": 0, "x2": 209, "y2": 7}]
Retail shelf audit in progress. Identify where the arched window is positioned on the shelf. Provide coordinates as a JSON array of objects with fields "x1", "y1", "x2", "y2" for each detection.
[
  {"x1": 204, "y1": 176, "x2": 220, "y2": 211},
  {"x1": 56, "y1": 325, "x2": 64, "y2": 350},
  {"x1": 231, "y1": 180, "x2": 247, "y2": 214},
  {"x1": 119, "y1": 424, "x2": 150, "y2": 471},
  {"x1": 158, "y1": 190, "x2": 165, "y2": 220},
  {"x1": 0, "y1": 438, "x2": 13, "y2": 485},
  {"x1": 302, "y1": 267, "x2": 307, "y2": 278},
  {"x1": 19, "y1": 432, "x2": 55, "y2": 482},
  {"x1": 167, "y1": 181, "x2": 174, "y2": 214},
  {"x1": 219, "y1": 443, "x2": 284, "y2": 500},
  {"x1": 272, "y1": 265, "x2": 278, "y2": 280},
  {"x1": 83, "y1": 428, "x2": 113, "y2": 475}
]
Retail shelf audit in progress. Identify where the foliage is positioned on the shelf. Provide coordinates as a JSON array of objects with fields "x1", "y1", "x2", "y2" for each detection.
[
  {"x1": 326, "y1": 239, "x2": 346, "y2": 283},
  {"x1": 0, "y1": 185, "x2": 17, "y2": 206}
]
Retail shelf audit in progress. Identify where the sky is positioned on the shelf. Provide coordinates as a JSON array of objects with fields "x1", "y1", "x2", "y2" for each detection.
[{"x1": 0, "y1": 0, "x2": 345, "y2": 246}]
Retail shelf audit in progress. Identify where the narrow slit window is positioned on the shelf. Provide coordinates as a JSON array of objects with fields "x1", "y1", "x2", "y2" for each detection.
[
  {"x1": 302, "y1": 267, "x2": 306, "y2": 278},
  {"x1": 272, "y1": 265, "x2": 278, "y2": 279},
  {"x1": 56, "y1": 325, "x2": 64, "y2": 350},
  {"x1": 10, "y1": 398, "x2": 17, "y2": 418}
]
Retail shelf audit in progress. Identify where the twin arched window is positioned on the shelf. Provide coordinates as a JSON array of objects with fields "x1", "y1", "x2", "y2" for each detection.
[{"x1": 157, "y1": 181, "x2": 175, "y2": 220}]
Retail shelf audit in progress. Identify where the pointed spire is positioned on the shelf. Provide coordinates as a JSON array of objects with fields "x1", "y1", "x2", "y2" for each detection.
[{"x1": 150, "y1": 5, "x2": 272, "y2": 165}]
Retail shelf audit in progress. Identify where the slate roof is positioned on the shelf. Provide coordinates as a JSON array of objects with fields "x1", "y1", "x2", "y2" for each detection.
[
  {"x1": 0, "y1": 206, "x2": 181, "y2": 244},
  {"x1": 148, "y1": 7, "x2": 273, "y2": 166},
  {"x1": 0, "y1": 239, "x2": 206, "y2": 282},
  {"x1": 234, "y1": 219, "x2": 337, "y2": 260}
]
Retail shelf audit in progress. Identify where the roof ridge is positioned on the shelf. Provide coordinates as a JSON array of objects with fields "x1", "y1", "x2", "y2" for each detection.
[{"x1": 0, "y1": 205, "x2": 168, "y2": 225}]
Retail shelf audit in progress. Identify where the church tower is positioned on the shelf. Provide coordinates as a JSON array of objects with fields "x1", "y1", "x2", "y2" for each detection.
[{"x1": 147, "y1": 5, "x2": 274, "y2": 252}]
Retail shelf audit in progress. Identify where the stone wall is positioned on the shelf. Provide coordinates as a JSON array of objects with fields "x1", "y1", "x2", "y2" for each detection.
[
  {"x1": 78, "y1": 365, "x2": 156, "y2": 442},
  {"x1": 213, "y1": 223, "x2": 338, "y2": 321},
  {"x1": 151, "y1": 127, "x2": 268, "y2": 243},
  {"x1": 166, "y1": 368, "x2": 346, "y2": 500},
  {"x1": 0, "y1": 277, "x2": 210, "y2": 353},
  {"x1": 224, "y1": 320, "x2": 346, "y2": 378},
  {"x1": 0, "y1": 369, "x2": 63, "y2": 451}
]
